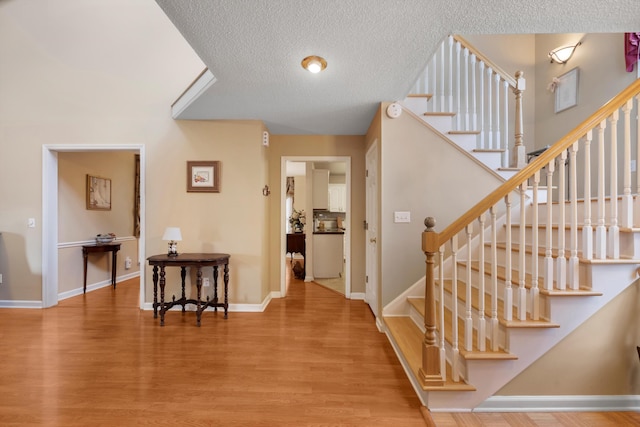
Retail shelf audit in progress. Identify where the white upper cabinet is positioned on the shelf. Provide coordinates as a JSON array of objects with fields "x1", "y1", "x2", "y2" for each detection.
[
  {"x1": 312, "y1": 169, "x2": 329, "y2": 210},
  {"x1": 328, "y1": 183, "x2": 346, "y2": 212}
]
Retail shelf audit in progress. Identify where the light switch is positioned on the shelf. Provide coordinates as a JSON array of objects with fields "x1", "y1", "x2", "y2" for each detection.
[
  {"x1": 394, "y1": 211, "x2": 411, "y2": 223},
  {"x1": 28, "y1": 218, "x2": 36, "y2": 228}
]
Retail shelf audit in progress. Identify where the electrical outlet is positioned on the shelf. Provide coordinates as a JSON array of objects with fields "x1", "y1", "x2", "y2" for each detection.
[
  {"x1": 0, "y1": 273, "x2": 3, "y2": 284},
  {"x1": 203, "y1": 278, "x2": 210, "y2": 287},
  {"x1": 28, "y1": 218, "x2": 36, "y2": 228}
]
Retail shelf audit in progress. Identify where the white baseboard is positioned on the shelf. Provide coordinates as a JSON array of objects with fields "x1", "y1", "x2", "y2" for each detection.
[
  {"x1": 141, "y1": 290, "x2": 279, "y2": 312},
  {"x1": 0, "y1": 300, "x2": 43, "y2": 308},
  {"x1": 349, "y1": 292, "x2": 365, "y2": 300},
  {"x1": 474, "y1": 395, "x2": 640, "y2": 412},
  {"x1": 58, "y1": 272, "x2": 141, "y2": 301}
]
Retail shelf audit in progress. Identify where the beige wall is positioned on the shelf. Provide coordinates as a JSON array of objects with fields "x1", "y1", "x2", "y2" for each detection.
[
  {"x1": 58, "y1": 151, "x2": 139, "y2": 294},
  {"x1": 499, "y1": 282, "x2": 640, "y2": 396},
  {"x1": 268, "y1": 135, "x2": 366, "y2": 295}
]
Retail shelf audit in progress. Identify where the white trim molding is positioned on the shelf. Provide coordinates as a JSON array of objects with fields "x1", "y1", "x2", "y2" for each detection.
[
  {"x1": 141, "y1": 290, "x2": 280, "y2": 313},
  {"x1": 474, "y1": 395, "x2": 640, "y2": 413},
  {"x1": 58, "y1": 272, "x2": 141, "y2": 301}
]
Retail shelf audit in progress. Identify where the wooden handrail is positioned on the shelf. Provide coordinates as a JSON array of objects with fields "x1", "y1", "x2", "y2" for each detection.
[
  {"x1": 437, "y1": 78, "x2": 640, "y2": 246},
  {"x1": 453, "y1": 35, "x2": 517, "y2": 87}
]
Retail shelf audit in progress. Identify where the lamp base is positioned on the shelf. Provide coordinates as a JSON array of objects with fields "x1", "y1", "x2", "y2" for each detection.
[{"x1": 167, "y1": 241, "x2": 179, "y2": 257}]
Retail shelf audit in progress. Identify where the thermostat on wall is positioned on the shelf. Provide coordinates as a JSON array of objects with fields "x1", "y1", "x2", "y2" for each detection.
[{"x1": 386, "y1": 102, "x2": 402, "y2": 118}]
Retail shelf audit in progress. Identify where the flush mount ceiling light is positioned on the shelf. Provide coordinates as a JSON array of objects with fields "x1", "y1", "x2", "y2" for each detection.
[
  {"x1": 548, "y1": 42, "x2": 582, "y2": 64},
  {"x1": 301, "y1": 55, "x2": 327, "y2": 73}
]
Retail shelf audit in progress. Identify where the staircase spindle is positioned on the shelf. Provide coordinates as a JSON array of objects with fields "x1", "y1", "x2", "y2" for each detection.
[
  {"x1": 557, "y1": 149, "x2": 568, "y2": 290},
  {"x1": 454, "y1": 41, "x2": 462, "y2": 130},
  {"x1": 470, "y1": 54, "x2": 478, "y2": 136},
  {"x1": 504, "y1": 194, "x2": 513, "y2": 321},
  {"x1": 596, "y1": 120, "x2": 607, "y2": 259},
  {"x1": 447, "y1": 36, "x2": 453, "y2": 112},
  {"x1": 489, "y1": 206, "x2": 499, "y2": 351},
  {"x1": 531, "y1": 171, "x2": 540, "y2": 319},
  {"x1": 568, "y1": 142, "x2": 580, "y2": 290},
  {"x1": 439, "y1": 41, "x2": 446, "y2": 111},
  {"x1": 486, "y1": 67, "x2": 494, "y2": 149},
  {"x1": 635, "y1": 95, "x2": 640, "y2": 224},
  {"x1": 438, "y1": 246, "x2": 446, "y2": 382},
  {"x1": 478, "y1": 62, "x2": 486, "y2": 149},
  {"x1": 518, "y1": 184, "x2": 527, "y2": 320},
  {"x1": 463, "y1": 47, "x2": 470, "y2": 130},
  {"x1": 477, "y1": 214, "x2": 487, "y2": 351},
  {"x1": 583, "y1": 131, "x2": 593, "y2": 260},
  {"x1": 608, "y1": 110, "x2": 620, "y2": 259},
  {"x1": 502, "y1": 79, "x2": 509, "y2": 168},
  {"x1": 464, "y1": 224, "x2": 473, "y2": 351},
  {"x1": 544, "y1": 159, "x2": 555, "y2": 290},
  {"x1": 621, "y1": 99, "x2": 634, "y2": 228},
  {"x1": 494, "y1": 73, "x2": 501, "y2": 153}
]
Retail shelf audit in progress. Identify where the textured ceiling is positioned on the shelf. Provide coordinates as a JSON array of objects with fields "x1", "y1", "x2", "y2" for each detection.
[{"x1": 155, "y1": 0, "x2": 640, "y2": 135}]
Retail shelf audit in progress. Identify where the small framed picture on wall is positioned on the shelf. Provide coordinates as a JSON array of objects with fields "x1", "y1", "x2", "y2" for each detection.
[
  {"x1": 554, "y1": 67, "x2": 579, "y2": 113},
  {"x1": 187, "y1": 161, "x2": 220, "y2": 193},
  {"x1": 86, "y1": 174, "x2": 111, "y2": 210}
]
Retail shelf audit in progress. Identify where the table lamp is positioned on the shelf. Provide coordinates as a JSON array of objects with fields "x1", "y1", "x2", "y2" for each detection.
[{"x1": 162, "y1": 227, "x2": 182, "y2": 257}]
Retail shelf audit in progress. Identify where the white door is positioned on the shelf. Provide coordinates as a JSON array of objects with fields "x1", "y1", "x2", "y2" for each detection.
[{"x1": 365, "y1": 142, "x2": 379, "y2": 317}]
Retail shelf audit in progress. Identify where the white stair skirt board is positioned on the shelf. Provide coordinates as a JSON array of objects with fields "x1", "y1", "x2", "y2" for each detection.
[{"x1": 473, "y1": 395, "x2": 640, "y2": 413}]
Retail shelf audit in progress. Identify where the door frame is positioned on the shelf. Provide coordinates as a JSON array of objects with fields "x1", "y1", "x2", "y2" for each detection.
[
  {"x1": 280, "y1": 156, "x2": 351, "y2": 298},
  {"x1": 42, "y1": 144, "x2": 145, "y2": 308},
  {"x1": 365, "y1": 141, "x2": 379, "y2": 317}
]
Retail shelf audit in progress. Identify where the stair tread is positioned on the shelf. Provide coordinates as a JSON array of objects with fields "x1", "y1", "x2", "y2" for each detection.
[
  {"x1": 448, "y1": 130, "x2": 480, "y2": 135},
  {"x1": 406, "y1": 93, "x2": 433, "y2": 100},
  {"x1": 473, "y1": 148, "x2": 505, "y2": 153},
  {"x1": 491, "y1": 242, "x2": 640, "y2": 267},
  {"x1": 384, "y1": 316, "x2": 476, "y2": 391},
  {"x1": 423, "y1": 112, "x2": 455, "y2": 117},
  {"x1": 407, "y1": 297, "x2": 523, "y2": 357}
]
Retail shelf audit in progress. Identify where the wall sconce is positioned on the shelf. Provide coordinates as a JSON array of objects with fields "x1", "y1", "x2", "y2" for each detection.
[
  {"x1": 162, "y1": 227, "x2": 182, "y2": 257},
  {"x1": 262, "y1": 185, "x2": 271, "y2": 196},
  {"x1": 549, "y1": 42, "x2": 581, "y2": 64}
]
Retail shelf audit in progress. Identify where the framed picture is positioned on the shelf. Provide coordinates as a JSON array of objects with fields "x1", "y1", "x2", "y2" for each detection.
[
  {"x1": 555, "y1": 67, "x2": 579, "y2": 113},
  {"x1": 86, "y1": 174, "x2": 111, "y2": 210},
  {"x1": 187, "y1": 161, "x2": 220, "y2": 193}
]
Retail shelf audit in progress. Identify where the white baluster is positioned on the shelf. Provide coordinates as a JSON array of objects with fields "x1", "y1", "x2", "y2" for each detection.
[
  {"x1": 463, "y1": 47, "x2": 470, "y2": 130},
  {"x1": 477, "y1": 213, "x2": 486, "y2": 351},
  {"x1": 439, "y1": 41, "x2": 446, "y2": 111},
  {"x1": 450, "y1": 235, "x2": 460, "y2": 382},
  {"x1": 622, "y1": 100, "x2": 634, "y2": 228},
  {"x1": 470, "y1": 54, "x2": 477, "y2": 136},
  {"x1": 544, "y1": 159, "x2": 555, "y2": 290},
  {"x1": 464, "y1": 224, "x2": 473, "y2": 352},
  {"x1": 518, "y1": 184, "x2": 527, "y2": 320},
  {"x1": 447, "y1": 36, "x2": 453, "y2": 112},
  {"x1": 568, "y1": 142, "x2": 580, "y2": 289},
  {"x1": 489, "y1": 206, "x2": 499, "y2": 351},
  {"x1": 454, "y1": 41, "x2": 462, "y2": 130},
  {"x1": 486, "y1": 67, "x2": 493, "y2": 149},
  {"x1": 504, "y1": 194, "x2": 513, "y2": 321},
  {"x1": 494, "y1": 73, "x2": 501, "y2": 153},
  {"x1": 608, "y1": 110, "x2": 620, "y2": 260},
  {"x1": 531, "y1": 171, "x2": 540, "y2": 320},
  {"x1": 502, "y1": 79, "x2": 509, "y2": 168},
  {"x1": 556, "y1": 150, "x2": 567, "y2": 291},
  {"x1": 635, "y1": 95, "x2": 640, "y2": 227},
  {"x1": 583, "y1": 131, "x2": 593, "y2": 260},
  {"x1": 596, "y1": 120, "x2": 608, "y2": 259},
  {"x1": 478, "y1": 61, "x2": 486, "y2": 149},
  {"x1": 429, "y1": 54, "x2": 437, "y2": 113}
]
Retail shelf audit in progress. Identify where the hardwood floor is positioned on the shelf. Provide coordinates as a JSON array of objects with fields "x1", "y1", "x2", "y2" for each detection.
[
  {"x1": 0, "y1": 276, "x2": 425, "y2": 426},
  {"x1": 1, "y1": 274, "x2": 639, "y2": 426}
]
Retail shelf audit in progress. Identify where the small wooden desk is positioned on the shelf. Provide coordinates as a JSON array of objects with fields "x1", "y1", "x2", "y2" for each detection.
[
  {"x1": 82, "y1": 243, "x2": 121, "y2": 294},
  {"x1": 147, "y1": 253, "x2": 230, "y2": 326}
]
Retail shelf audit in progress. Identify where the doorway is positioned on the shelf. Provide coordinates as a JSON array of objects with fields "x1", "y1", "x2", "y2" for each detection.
[
  {"x1": 280, "y1": 156, "x2": 351, "y2": 298},
  {"x1": 42, "y1": 144, "x2": 145, "y2": 308},
  {"x1": 365, "y1": 141, "x2": 379, "y2": 316}
]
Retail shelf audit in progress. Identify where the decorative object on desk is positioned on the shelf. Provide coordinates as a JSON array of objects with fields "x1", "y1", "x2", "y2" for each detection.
[
  {"x1": 262, "y1": 184, "x2": 270, "y2": 196},
  {"x1": 96, "y1": 233, "x2": 116, "y2": 244},
  {"x1": 187, "y1": 161, "x2": 220, "y2": 193},
  {"x1": 162, "y1": 227, "x2": 182, "y2": 257},
  {"x1": 289, "y1": 208, "x2": 306, "y2": 233},
  {"x1": 86, "y1": 174, "x2": 111, "y2": 210},
  {"x1": 554, "y1": 67, "x2": 579, "y2": 113}
]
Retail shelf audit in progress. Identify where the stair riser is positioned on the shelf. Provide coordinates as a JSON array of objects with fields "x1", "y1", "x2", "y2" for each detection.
[
  {"x1": 420, "y1": 115, "x2": 455, "y2": 135},
  {"x1": 531, "y1": 197, "x2": 628, "y2": 224}
]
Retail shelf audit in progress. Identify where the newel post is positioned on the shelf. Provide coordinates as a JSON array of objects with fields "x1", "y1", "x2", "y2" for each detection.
[
  {"x1": 513, "y1": 70, "x2": 526, "y2": 168},
  {"x1": 419, "y1": 217, "x2": 444, "y2": 386}
]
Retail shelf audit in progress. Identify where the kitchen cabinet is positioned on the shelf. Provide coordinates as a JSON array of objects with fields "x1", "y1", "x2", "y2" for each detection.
[
  {"x1": 328, "y1": 184, "x2": 346, "y2": 212},
  {"x1": 313, "y1": 233, "x2": 344, "y2": 278},
  {"x1": 312, "y1": 169, "x2": 329, "y2": 210}
]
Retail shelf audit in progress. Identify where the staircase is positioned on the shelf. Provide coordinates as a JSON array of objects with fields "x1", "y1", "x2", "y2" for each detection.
[{"x1": 381, "y1": 39, "x2": 640, "y2": 411}]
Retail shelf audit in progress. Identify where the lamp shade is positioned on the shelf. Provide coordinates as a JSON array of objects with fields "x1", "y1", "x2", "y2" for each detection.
[
  {"x1": 549, "y1": 42, "x2": 581, "y2": 64},
  {"x1": 162, "y1": 227, "x2": 182, "y2": 241}
]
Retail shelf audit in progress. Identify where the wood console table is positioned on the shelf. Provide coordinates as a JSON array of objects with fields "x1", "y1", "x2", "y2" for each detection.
[
  {"x1": 147, "y1": 253, "x2": 230, "y2": 326},
  {"x1": 82, "y1": 242, "x2": 121, "y2": 294}
]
